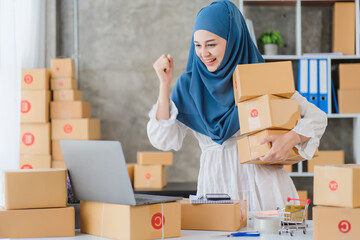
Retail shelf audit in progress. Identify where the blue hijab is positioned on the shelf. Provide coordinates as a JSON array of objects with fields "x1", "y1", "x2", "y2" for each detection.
[{"x1": 171, "y1": 0, "x2": 264, "y2": 145}]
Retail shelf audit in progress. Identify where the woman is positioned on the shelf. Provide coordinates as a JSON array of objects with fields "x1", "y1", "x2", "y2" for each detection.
[{"x1": 147, "y1": 0, "x2": 327, "y2": 211}]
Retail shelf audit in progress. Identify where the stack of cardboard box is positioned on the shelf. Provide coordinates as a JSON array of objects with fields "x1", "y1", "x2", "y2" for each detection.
[
  {"x1": 20, "y1": 69, "x2": 51, "y2": 169},
  {"x1": 50, "y1": 58, "x2": 101, "y2": 168},
  {"x1": 313, "y1": 164, "x2": 360, "y2": 239},
  {"x1": 134, "y1": 152, "x2": 173, "y2": 189},
  {"x1": 233, "y1": 61, "x2": 303, "y2": 165},
  {"x1": 338, "y1": 63, "x2": 360, "y2": 113},
  {"x1": 0, "y1": 169, "x2": 74, "y2": 238}
]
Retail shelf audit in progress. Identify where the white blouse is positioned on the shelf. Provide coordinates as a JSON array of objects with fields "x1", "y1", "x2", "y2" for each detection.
[{"x1": 147, "y1": 91, "x2": 327, "y2": 212}]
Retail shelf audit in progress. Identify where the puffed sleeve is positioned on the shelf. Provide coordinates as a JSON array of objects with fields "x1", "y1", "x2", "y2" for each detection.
[
  {"x1": 291, "y1": 91, "x2": 328, "y2": 160},
  {"x1": 147, "y1": 100, "x2": 188, "y2": 151}
]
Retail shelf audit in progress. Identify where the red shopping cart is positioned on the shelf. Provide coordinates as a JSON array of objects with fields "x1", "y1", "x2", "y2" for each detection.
[{"x1": 278, "y1": 197, "x2": 310, "y2": 236}]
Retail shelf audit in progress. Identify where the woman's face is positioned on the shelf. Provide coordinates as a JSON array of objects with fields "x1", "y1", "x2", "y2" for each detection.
[{"x1": 194, "y1": 30, "x2": 227, "y2": 72}]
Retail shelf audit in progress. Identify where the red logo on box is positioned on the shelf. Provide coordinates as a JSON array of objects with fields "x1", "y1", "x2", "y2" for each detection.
[
  {"x1": 151, "y1": 213, "x2": 165, "y2": 230},
  {"x1": 145, "y1": 173, "x2": 152, "y2": 180},
  {"x1": 63, "y1": 124, "x2": 73, "y2": 134},
  {"x1": 234, "y1": 80, "x2": 237, "y2": 90},
  {"x1": 21, "y1": 164, "x2": 33, "y2": 169},
  {"x1": 21, "y1": 100, "x2": 31, "y2": 113},
  {"x1": 329, "y1": 180, "x2": 338, "y2": 191},
  {"x1": 60, "y1": 93, "x2": 66, "y2": 99},
  {"x1": 338, "y1": 220, "x2": 351, "y2": 233},
  {"x1": 59, "y1": 81, "x2": 64, "y2": 87},
  {"x1": 250, "y1": 109, "x2": 258, "y2": 118},
  {"x1": 24, "y1": 74, "x2": 33, "y2": 84},
  {"x1": 22, "y1": 133, "x2": 35, "y2": 146},
  {"x1": 56, "y1": 67, "x2": 60, "y2": 71}
]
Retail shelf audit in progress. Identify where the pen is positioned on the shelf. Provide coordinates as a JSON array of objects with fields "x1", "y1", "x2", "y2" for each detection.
[{"x1": 227, "y1": 231, "x2": 260, "y2": 237}]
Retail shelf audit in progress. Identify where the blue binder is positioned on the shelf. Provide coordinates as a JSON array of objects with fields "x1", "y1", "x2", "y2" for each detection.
[
  {"x1": 331, "y1": 78, "x2": 339, "y2": 114},
  {"x1": 308, "y1": 59, "x2": 319, "y2": 106},
  {"x1": 298, "y1": 59, "x2": 308, "y2": 99},
  {"x1": 318, "y1": 59, "x2": 328, "y2": 113}
]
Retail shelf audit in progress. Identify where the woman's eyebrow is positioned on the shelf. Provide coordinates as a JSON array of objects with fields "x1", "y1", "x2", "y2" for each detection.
[{"x1": 193, "y1": 39, "x2": 216, "y2": 44}]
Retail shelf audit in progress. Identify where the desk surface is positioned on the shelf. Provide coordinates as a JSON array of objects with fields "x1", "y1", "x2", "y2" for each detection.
[{"x1": 12, "y1": 221, "x2": 313, "y2": 240}]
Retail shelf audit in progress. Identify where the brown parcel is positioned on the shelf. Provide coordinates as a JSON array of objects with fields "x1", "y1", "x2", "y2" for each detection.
[
  {"x1": 332, "y1": 2, "x2": 355, "y2": 55},
  {"x1": 51, "y1": 78, "x2": 78, "y2": 90},
  {"x1": 51, "y1": 118, "x2": 101, "y2": 140},
  {"x1": 134, "y1": 165, "x2": 166, "y2": 189},
  {"x1": 307, "y1": 150, "x2": 344, "y2": 172},
  {"x1": 4, "y1": 169, "x2": 67, "y2": 210},
  {"x1": 20, "y1": 154, "x2": 51, "y2": 169},
  {"x1": 50, "y1": 58, "x2": 75, "y2": 78},
  {"x1": 313, "y1": 206, "x2": 360, "y2": 240},
  {"x1": 338, "y1": 89, "x2": 360, "y2": 114},
  {"x1": 137, "y1": 152, "x2": 173, "y2": 165},
  {"x1": 339, "y1": 63, "x2": 360, "y2": 89},
  {"x1": 80, "y1": 201, "x2": 181, "y2": 240},
  {"x1": 0, "y1": 206, "x2": 74, "y2": 238},
  {"x1": 51, "y1": 160, "x2": 66, "y2": 169},
  {"x1": 233, "y1": 61, "x2": 295, "y2": 103},
  {"x1": 237, "y1": 130, "x2": 305, "y2": 165},
  {"x1": 181, "y1": 199, "x2": 247, "y2": 231},
  {"x1": 50, "y1": 101, "x2": 91, "y2": 119},
  {"x1": 127, "y1": 163, "x2": 135, "y2": 186},
  {"x1": 20, "y1": 123, "x2": 51, "y2": 155},
  {"x1": 237, "y1": 94, "x2": 300, "y2": 135},
  {"x1": 21, "y1": 90, "x2": 51, "y2": 123},
  {"x1": 314, "y1": 164, "x2": 360, "y2": 208},
  {"x1": 53, "y1": 89, "x2": 82, "y2": 101},
  {"x1": 52, "y1": 140, "x2": 64, "y2": 160},
  {"x1": 21, "y1": 69, "x2": 50, "y2": 90}
]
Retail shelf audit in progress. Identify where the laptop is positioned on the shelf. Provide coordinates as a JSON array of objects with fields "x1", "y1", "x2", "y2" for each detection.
[{"x1": 60, "y1": 140, "x2": 182, "y2": 206}]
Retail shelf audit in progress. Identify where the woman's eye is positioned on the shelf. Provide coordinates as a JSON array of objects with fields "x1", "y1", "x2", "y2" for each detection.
[
  {"x1": 195, "y1": 44, "x2": 201, "y2": 48},
  {"x1": 207, "y1": 44, "x2": 216, "y2": 47}
]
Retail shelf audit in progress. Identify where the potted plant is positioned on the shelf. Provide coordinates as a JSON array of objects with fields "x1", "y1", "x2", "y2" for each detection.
[{"x1": 258, "y1": 30, "x2": 283, "y2": 55}]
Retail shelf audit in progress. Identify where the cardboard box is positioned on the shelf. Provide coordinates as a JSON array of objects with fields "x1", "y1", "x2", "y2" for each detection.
[
  {"x1": 137, "y1": 152, "x2": 173, "y2": 165},
  {"x1": 314, "y1": 164, "x2": 360, "y2": 207},
  {"x1": 233, "y1": 61, "x2": 295, "y2": 102},
  {"x1": 181, "y1": 199, "x2": 247, "y2": 231},
  {"x1": 21, "y1": 69, "x2": 50, "y2": 90},
  {"x1": 51, "y1": 118, "x2": 101, "y2": 140},
  {"x1": 237, "y1": 130, "x2": 305, "y2": 165},
  {"x1": 52, "y1": 160, "x2": 66, "y2": 169},
  {"x1": 297, "y1": 190, "x2": 308, "y2": 219},
  {"x1": 21, "y1": 90, "x2": 51, "y2": 123},
  {"x1": 50, "y1": 101, "x2": 91, "y2": 119},
  {"x1": 53, "y1": 89, "x2": 82, "y2": 101},
  {"x1": 127, "y1": 163, "x2": 135, "y2": 186},
  {"x1": 0, "y1": 206, "x2": 75, "y2": 238},
  {"x1": 20, "y1": 154, "x2": 51, "y2": 169},
  {"x1": 307, "y1": 150, "x2": 345, "y2": 172},
  {"x1": 237, "y1": 94, "x2": 300, "y2": 135},
  {"x1": 20, "y1": 123, "x2": 51, "y2": 154},
  {"x1": 51, "y1": 58, "x2": 75, "y2": 78},
  {"x1": 332, "y1": 2, "x2": 355, "y2": 55},
  {"x1": 313, "y1": 206, "x2": 360, "y2": 240},
  {"x1": 134, "y1": 165, "x2": 166, "y2": 189},
  {"x1": 51, "y1": 78, "x2": 78, "y2": 90},
  {"x1": 52, "y1": 140, "x2": 64, "y2": 160},
  {"x1": 3, "y1": 169, "x2": 67, "y2": 209},
  {"x1": 339, "y1": 63, "x2": 360, "y2": 89},
  {"x1": 338, "y1": 89, "x2": 360, "y2": 113},
  {"x1": 80, "y1": 201, "x2": 181, "y2": 240}
]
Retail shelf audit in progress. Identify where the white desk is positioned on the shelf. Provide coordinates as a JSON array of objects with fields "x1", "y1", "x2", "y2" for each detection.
[{"x1": 11, "y1": 221, "x2": 313, "y2": 240}]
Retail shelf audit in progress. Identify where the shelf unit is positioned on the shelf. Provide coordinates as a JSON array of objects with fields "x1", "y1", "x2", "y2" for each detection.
[{"x1": 238, "y1": 0, "x2": 360, "y2": 175}]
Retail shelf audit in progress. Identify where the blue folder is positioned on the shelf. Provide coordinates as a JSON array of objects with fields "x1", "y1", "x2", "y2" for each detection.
[{"x1": 318, "y1": 59, "x2": 328, "y2": 113}]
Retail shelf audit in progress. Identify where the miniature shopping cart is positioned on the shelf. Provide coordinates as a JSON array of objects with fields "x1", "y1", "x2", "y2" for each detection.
[{"x1": 278, "y1": 197, "x2": 310, "y2": 236}]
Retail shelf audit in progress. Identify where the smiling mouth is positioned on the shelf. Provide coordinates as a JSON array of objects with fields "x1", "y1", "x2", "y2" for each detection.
[{"x1": 204, "y1": 58, "x2": 216, "y2": 66}]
